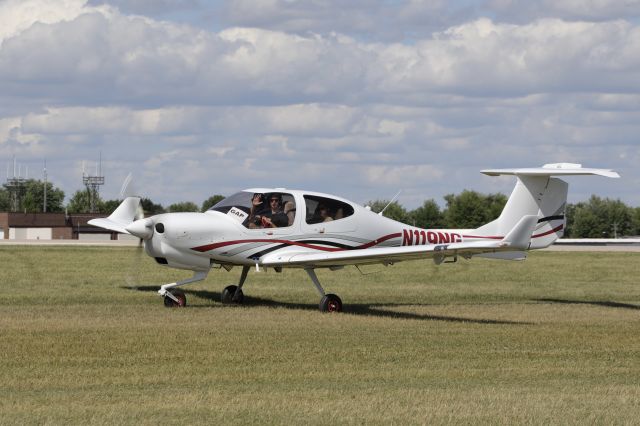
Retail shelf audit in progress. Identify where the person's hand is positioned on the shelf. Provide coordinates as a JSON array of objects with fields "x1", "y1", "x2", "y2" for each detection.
[{"x1": 252, "y1": 194, "x2": 263, "y2": 206}]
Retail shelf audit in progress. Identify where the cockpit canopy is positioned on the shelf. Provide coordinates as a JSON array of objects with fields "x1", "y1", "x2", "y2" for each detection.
[{"x1": 210, "y1": 190, "x2": 355, "y2": 229}]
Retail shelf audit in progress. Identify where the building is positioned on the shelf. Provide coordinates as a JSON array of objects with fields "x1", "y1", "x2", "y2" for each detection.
[{"x1": 0, "y1": 212, "x2": 130, "y2": 240}]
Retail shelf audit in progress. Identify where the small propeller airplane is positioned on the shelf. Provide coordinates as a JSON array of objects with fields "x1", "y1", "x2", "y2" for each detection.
[{"x1": 89, "y1": 163, "x2": 619, "y2": 312}]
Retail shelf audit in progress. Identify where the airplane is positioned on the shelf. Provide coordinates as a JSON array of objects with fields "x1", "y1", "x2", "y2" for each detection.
[{"x1": 89, "y1": 163, "x2": 619, "y2": 312}]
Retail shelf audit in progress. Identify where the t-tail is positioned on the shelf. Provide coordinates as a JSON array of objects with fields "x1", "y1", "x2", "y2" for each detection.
[{"x1": 475, "y1": 163, "x2": 619, "y2": 250}]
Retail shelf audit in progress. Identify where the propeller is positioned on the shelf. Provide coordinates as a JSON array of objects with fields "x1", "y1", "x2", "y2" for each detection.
[
  {"x1": 120, "y1": 173, "x2": 149, "y2": 287},
  {"x1": 120, "y1": 172, "x2": 145, "y2": 222}
]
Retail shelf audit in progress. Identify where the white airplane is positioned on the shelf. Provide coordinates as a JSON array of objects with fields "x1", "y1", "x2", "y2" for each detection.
[{"x1": 89, "y1": 163, "x2": 619, "y2": 312}]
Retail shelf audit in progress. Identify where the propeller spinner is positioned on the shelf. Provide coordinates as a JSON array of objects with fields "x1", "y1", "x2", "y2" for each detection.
[{"x1": 125, "y1": 218, "x2": 154, "y2": 240}]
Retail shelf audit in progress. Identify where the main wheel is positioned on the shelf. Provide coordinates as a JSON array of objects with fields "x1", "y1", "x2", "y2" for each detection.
[
  {"x1": 221, "y1": 285, "x2": 244, "y2": 304},
  {"x1": 319, "y1": 294, "x2": 342, "y2": 313},
  {"x1": 163, "y1": 291, "x2": 187, "y2": 308}
]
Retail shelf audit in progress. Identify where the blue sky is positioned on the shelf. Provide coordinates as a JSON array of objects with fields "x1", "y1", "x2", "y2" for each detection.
[{"x1": 1, "y1": 0, "x2": 637, "y2": 208}]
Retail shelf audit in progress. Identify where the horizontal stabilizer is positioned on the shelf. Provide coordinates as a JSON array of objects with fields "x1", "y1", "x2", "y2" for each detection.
[
  {"x1": 481, "y1": 163, "x2": 620, "y2": 178},
  {"x1": 88, "y1": 196, "x2": 141, "y2": 234},
  {"x1": 501, "y1": 215, "x2": 538, "y2": 250}
]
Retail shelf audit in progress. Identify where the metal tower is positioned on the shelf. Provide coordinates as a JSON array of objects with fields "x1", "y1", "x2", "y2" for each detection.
[
  {"x1": 6, "y1": 157, "x2": 27, "y2": 212},
  {"x1": 82, "y1": 154, "x2": 105, "y2": 213}
]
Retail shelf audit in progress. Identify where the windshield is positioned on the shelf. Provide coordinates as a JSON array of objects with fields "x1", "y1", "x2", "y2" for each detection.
[{"x1": 209, "y1": 192, "x2": 252, "y2": 214}]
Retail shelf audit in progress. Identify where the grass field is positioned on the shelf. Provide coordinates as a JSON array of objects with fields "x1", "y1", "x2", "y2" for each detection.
[{"x1": 1, "y1": 246, "x2": 639, "y2": 425}]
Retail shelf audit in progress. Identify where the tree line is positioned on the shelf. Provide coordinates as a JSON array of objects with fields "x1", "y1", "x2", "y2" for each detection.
[
  {"x1": 369, "y1": 191, "x2": 640, "y2": 238},
  {"x1": 2, "y1": 179, "x2": 639, "y2": 238}
]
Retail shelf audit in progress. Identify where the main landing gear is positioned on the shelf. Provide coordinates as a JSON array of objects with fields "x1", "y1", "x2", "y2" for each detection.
[
  {"x1": 221, "y1": 266, "x2": 249, "y2": 305},
  {"x1": 157, "y1": 265, "x2": 343, "y2": 313},
  {"x1": 306, "y1": 268, "x2": 343, "y2": 313}
]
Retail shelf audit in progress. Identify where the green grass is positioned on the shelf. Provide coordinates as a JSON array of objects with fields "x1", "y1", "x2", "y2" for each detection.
[{"x1": 1, "y1": 246, "x2": 639, "y2": 424}]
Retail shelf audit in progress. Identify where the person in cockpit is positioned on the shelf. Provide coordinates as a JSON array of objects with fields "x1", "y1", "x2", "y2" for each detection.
[{"x1": 247, "y1": 193, "x2": 288, "y2": 228}]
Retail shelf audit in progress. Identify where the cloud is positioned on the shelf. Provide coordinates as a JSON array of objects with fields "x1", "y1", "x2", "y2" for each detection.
[
  {"x1": 0, "y1": 0, "x2": 635, "y2": 208},
  {"x1": 489, "y1": 0, "x2": 640, "y2": 23}
]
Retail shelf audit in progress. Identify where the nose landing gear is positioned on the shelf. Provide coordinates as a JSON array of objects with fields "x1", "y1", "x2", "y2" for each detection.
[
  {"x1": 163, "y1": 291, "x2": 186, "y2": 307},
  {"x1": 159, "y1": 270, "x2": 208, "y2": 308}
]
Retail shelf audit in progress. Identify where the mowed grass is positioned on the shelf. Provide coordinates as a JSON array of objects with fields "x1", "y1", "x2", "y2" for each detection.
[{"x1": 1, "y1": 246, "x2": 639, "y2": 425}]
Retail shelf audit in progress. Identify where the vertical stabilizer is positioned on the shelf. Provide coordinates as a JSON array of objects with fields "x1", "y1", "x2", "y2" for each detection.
[{"x1": 476, "y1": 164, "x2": 619, "y2": 249}]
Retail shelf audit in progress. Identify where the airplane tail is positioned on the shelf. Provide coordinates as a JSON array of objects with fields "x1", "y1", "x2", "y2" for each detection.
[
  {"x1": 475, "y1": 163, "x2": 619, "y2": 249},
  {"x1": 88, "y1": 196, "x2": 142, "y2": 234}
]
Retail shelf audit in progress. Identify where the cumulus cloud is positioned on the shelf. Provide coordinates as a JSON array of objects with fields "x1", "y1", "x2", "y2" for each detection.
[
  {"x1": 489, "y1": 0, "x2": 640, "y2": 23},
  {"x1": 0, "y1": 0, "x2": 635, "y2": 207}
]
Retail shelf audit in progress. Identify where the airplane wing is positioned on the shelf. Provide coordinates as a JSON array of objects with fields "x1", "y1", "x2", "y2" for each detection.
[{"x1": 261, "y1": 215, "x2": 538, "y2": 268}]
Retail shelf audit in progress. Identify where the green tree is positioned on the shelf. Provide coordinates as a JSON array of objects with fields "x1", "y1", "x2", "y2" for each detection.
[
  {"x1": 140, "y1": 198, "x2": 165, "y2": 215},
  {"x1": 443, "y1": 190, "x2": 507, "y2": 229},
  {"x1": 168, "y1": 201, "x2": 199, "y2": 212},
  {"x1": 67, "y1": 189, "x2": 104, "y2": 213},
  {"x1": 102, "y1": 199, "x2": 122, "y2": 215},
  {"x1": 366, "y1": 200, "x2": 410, "y2": 224},
  {"x1": 408, "y1": 199, "x2": 444, "y2": 228},
  {"x1": 568, "y1": 196, "x2": 633, "y2": 238},
  {"x1": 201, "y1": 194, "x2": 225, "y2": 212},
  {"x1": 0, "y1": 188, "x2": 9, "y2": 211},
  {"x1": 21, "y1": 179, "x2": 65, "y2": 213},
  {"x1": 632, "y1": 207, "x2": 640, "y2": 236}
]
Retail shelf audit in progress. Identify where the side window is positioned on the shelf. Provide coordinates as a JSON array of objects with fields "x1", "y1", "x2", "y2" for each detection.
[{"x1": 304, "y1": 195, "x2": 354, "y2": 224}]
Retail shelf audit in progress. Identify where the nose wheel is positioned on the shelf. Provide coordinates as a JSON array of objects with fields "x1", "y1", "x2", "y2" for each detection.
[
  {"x1": 158, "y1": 271, "x2": 208, "y2": 307},
  {"x1": 163, "y1": 290, "x2": 186, "y2": 307}
]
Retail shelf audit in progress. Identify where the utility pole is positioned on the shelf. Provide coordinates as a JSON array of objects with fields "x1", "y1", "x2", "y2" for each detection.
[{"x1": 43, "y1": 159, "x2": 47, "y2": 213}]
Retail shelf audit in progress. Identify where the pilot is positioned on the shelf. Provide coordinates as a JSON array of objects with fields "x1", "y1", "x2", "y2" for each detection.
[{"x1": 247, "y1": 193, "x2": 289, "y2": 228}]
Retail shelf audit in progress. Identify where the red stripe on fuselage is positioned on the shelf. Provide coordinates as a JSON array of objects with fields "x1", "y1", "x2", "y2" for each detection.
[
  {"x1": 191, "y1": 233, "x2": 402, "y2": 253},
  {"x1": 532, "y1": 224, "x2": 563, "y2": 238},
  {"x1": 463, "y1": 223, "x2": 564, "y2": 240}
]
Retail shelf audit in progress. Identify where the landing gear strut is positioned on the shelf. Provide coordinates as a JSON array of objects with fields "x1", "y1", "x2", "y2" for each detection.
[
  {"x1": 158, "y1": 270, "x2": 208, "y2": 308},
  {"x1": 221, "y1": 265, "x2": 249, "y2": 305},
  {"x1": 306, "y1": 268, "x2": 342, "y2": 313}
]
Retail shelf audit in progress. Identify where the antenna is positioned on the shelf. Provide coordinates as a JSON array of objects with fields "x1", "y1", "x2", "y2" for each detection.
[
  {"x1": 82, "y1": 153, "x2": 105, "y2": 213},
  {"x1": 378, "y1": 190, "x2": 402, "y2": 216}
]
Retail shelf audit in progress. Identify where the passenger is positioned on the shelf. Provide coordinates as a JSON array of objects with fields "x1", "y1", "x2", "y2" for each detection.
[
  {"x1": 318, "y1": 204, "x2": 333, "y2": 222},
  {"x1": 284, "y1": 201, "x2": 296, "y2": 226},
  {"x1": 310, "y1": 203, "x2": 333, "y2": 223}
]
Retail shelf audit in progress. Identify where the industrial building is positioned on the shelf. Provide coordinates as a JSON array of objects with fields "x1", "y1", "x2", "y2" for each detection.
[{"x1": 0, "y1": 212, "x2": 129, "y2": 240}]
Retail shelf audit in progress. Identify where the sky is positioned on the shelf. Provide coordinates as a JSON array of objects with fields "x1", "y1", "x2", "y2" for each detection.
[{"x1": 0, "y1": 0, "x2": 638, "y2": 209}]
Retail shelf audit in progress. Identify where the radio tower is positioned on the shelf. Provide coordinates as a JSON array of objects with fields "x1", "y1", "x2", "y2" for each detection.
[
  {"x1": 82, "y1": 153, "x2": 105, "y2": 213},
  {"x1": 6, "y1": 157, "x2": 27, "y2": 212}
]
